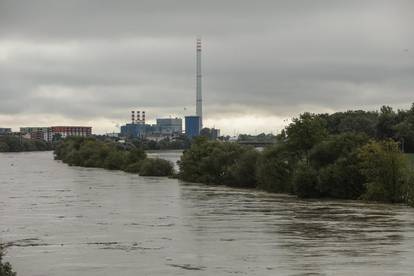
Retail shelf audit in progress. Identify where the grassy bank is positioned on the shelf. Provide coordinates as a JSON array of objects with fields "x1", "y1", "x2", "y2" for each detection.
[{"x1": 54, "y1": 137, "x2": 173, "y2": 177}]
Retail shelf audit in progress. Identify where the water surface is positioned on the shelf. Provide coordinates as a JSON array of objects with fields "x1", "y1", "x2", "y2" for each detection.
[{"x1": 1, "y1": 151, "x2": 414, "y2": 275}]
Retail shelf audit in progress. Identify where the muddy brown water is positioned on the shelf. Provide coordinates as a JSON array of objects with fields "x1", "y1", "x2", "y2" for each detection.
[{"x1": 1, "y1": 151, "x2": 414, "y2": 275}]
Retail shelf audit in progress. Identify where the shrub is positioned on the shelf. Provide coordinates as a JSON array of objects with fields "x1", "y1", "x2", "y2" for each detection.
[
  {"x1": 124, "y1": 162, "x2": 142, "y2": 173},
  {"x1": 358, "y1": 140, "x2": 410, "y2": 203},
  {"x1": 256, "y1": 145, "x2": 295, "y2": 193},
  {"x1": 139, "y1": 158, "x2": 173, "y2": 176},
  {"x1": 293, "y1": 164, "x2": 320, "y2": 198},
  {"x1": 0, "y1": 246, "x2": 16, "y2": 276}
]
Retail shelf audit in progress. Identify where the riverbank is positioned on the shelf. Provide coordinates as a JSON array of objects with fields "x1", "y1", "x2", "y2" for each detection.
[
  {"x1": 54, "y1": 137, "x2": 174, "y2": 177},
  {"x1": 0, "y1": 136, "x2": 51, "y2": 153}
]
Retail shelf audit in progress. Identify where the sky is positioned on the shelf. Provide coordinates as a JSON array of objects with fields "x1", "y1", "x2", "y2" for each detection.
[{"x1": 0, "y1": 0, "x2": 413, "y2": 135}]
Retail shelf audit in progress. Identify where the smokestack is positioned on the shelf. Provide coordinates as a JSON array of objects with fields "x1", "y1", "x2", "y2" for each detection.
[
  {"x1": 131, "y1": 111, "x2": 135, "y2": 124},
  {"x1": 196, "y1": 38, "x2": 203, "y2": 129},
  {"x1": 142, "y1": 111, "x2": 146, "y2": 125},
  {"x1": 137, "y1": 111, "x2": 141, "y2": 123}
]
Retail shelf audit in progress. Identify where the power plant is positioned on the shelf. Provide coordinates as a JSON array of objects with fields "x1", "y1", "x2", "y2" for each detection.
[{"x1": 119, "y1": 38, "x2": 217, "y2": 140}]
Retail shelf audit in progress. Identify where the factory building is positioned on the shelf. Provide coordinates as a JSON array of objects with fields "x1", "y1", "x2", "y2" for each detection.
[
  {"x1": 51, "y1": 126, "x2": 92, "y2": 139},
  {"x1": 0, "y1": 128, "x2": 11, "y2": 135},
  {"x1": 185, "y1": 116, "x2": 201, "y2": 138},
  {"x1": 120, "y1": 110, "x2": 147, "y2": 138},
  {"x1": 155, "y1": 118, "x2": 182, "y2": 135}
]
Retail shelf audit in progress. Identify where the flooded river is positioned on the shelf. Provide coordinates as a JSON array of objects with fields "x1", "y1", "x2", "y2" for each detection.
[{"x1": 1, "y1": 151, "x2": 414, "y2": 276}]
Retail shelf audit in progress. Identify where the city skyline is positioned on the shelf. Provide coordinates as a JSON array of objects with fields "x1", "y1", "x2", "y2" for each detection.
[{"x1": 0, "y1": 0, "x2": 413, "y2": 135}]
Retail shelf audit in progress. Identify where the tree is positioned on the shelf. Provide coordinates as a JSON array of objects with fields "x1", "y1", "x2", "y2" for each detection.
[
  {"x1": 284, "y1": 112, "x2": 328, "y2": 161},
  {"x1": 256, "y1": 144, "x2": 295, "y2": 193},
  {"x1": 358, "y1": 140, "x2": 410, "y2": 203},
  {"x1": 139, "y1": 158, "x2": 173, "y2": 176}
]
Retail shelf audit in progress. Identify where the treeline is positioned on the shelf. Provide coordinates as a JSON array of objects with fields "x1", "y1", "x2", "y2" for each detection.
[
  {"x1": 54, "y1": 137, "x2": 173, "y2": 176},
  {"x1": 0, "y1": 136, "x2": 51, "y2": 152},
  {"x1": 179, "y1": 104, "x2": 414, "y2": 206},
  {"x1": 0, "y1": 245, "x2": 16, "y2": 276}
]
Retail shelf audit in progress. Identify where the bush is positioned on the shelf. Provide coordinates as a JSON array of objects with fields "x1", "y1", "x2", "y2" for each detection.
[
  {"x1": 139, "y1": 158, "x2": 173, "y2": 176},
  {"x1": 293, "y1": 164, "x2": 320, "y2": 198},
  {"x1": 0, "y1": 246, "x2": 16, "y2": 276},
  {"x1": 227, "y1": 148, "x2": 260, "y2": 188},
  {"x1": 256, "y1": 145, "x2": 295, "y2": 193},
  {"x1": 358, "y1": 140, "x2": 410, "y2": 203},
  {"x1": 124, "y1": 162, "x2": 142, "y2": 173}
]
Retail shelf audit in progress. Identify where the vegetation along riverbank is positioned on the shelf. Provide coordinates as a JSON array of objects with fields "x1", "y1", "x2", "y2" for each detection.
[
  {"x1": 54, "y1": 137, "x2": 173, "y2": 177},
  {"x1": 0, "y1": 136, "x2": 51, "y2": 152},
  {"x1": 55, "y1": 104, "x2": 414, "y2": 207},
  {"x1": 179, "y1": 104, "x2": 414, "y2": 207}
]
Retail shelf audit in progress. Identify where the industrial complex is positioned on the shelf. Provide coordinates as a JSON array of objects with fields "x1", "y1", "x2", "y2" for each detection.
[{"x1": 0, "y1": 39, "x2": 218, "y2": 142}]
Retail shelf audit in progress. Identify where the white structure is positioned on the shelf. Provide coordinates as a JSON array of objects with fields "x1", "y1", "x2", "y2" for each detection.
[{"x1": 196, "y1": 38, "x2": 203, "y2": 129}]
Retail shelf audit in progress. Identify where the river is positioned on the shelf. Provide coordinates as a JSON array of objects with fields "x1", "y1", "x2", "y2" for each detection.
[{"x1": 1, "y1": 151, "x2": 414, "y2": 275}]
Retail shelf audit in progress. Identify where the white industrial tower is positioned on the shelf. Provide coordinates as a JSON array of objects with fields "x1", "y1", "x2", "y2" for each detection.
[{"x1": 196, "y1": 38, "x2": 203, "y2": 129}]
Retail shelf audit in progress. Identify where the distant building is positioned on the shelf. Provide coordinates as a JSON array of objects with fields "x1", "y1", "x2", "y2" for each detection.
[
  {"x1": 120, "y1": 123, "x2": 147, "y2": 138},
  {"x1": 0, "y1": 128, "x2": 11, "y2": 135},
  {"x1": 185, "y1": 116, "x2": 201, "y2": 138},
  {"x1": 51, "y1": 126, "x2": 92, "y2": 140},
  {"x1": 156, "y1": 118, "x2": 182, "y2": 135},
  {"x1": 211, "y1": 128, "x2": 220, "y2": 140},
  {"x1": 20, "y1": 127, "x2": 51, "y2": 141}
]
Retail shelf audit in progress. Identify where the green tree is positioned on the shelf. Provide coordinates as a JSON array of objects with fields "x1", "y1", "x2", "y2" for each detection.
[
  {"x1": 256, "y1": 144, "x2": 295, "y2": 193},
  {"x1": 284, "y1": 112, "x2": 328, "y2": 161},
  {"x1": 139, "y1": 158, "x2": 173, "y2": 176},
  {"x1": 358, "y1": 140, "x2": 410, "y2": 203}
]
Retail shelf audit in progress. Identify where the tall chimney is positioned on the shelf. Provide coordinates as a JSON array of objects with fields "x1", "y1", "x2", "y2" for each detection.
[
  {"x1": 137, "y1": 111, "x2": 141, "y2": 124},
  {"x1": 142, "y1": 111, "x2": 146, "y2": 125},
  {"x1": 131, "y1": 111, "x2": 135, "y2": 124},
  {"x1": 196, "y1": 38, "x2": 203, "y2": 129}
]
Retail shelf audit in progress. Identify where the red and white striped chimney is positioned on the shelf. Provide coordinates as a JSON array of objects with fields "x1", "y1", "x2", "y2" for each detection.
[
  {"x1": 131, "y1": 111, "x2": 135, "y2": 124},
  {"x1": 137, "y1": 111, "x2": 141, "y2": 124}
]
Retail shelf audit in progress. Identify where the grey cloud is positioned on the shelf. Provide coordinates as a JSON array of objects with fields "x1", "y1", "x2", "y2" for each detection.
[{"x1": 0, "y1": 0, "x2": 414, "y2": 133}]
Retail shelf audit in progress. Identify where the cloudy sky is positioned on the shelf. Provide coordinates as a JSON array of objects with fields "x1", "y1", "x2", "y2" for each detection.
[{"x1": 0, "y1": 0, "x2": 413, "y2": 135}]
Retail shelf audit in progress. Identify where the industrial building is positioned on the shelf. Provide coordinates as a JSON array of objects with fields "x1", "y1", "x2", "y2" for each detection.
[
  {"x1": 20, "y1": 127, "x2": 51, "y2": 141},
  {"x1": 156, "y1": 118, "x2": 182, "y2": 134},
  {"x1": 0, "y1": 128, "x2": 11, "y2": 135},
  {"x1": 51, "y1": 126, "x2": 92, "y2": 139},
  {"x1": 20, "y1": 126, "x2": 92, "y2": 142},
  {"x1": 185, "y1": 116, "x2": 201, "y2": 138},
  {"x1": 120, "y1": 111, "x2": 183, "y2": 139}
]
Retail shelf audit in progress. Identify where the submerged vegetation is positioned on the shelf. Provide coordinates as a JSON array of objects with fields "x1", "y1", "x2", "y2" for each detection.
[
  {"x1": 0, "y1": 136, "x2": 50, "y2": 152},
  {"x1": 179, "y1": 104, "x2": 414, "y2": 207},
  {"x1": 54, "y1": 137, "x2": 173, "y2": 177},
  {"x1": 0, "y1": 246, "x2": 16, "y2": 276}
]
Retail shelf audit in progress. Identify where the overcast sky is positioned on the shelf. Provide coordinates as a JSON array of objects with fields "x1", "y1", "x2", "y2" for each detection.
[{"x1": 0, "y1": 0, "x2": 413, "y2": 135}]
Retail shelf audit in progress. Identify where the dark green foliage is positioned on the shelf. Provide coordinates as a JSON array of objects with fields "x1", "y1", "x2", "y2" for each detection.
[
  {"x1": 256, "y1": 145, "x2": 295, "y2": 193},
  {"x1": 177, "y1": 104, "x2": 414, "y2": 207},
  {"x1": 227, "y1": 148, "x2": 260, "y2": 188},
  {"x1": 124, "y1": 162, "x2": 142, "y2": 173},
  {"x1": 0, "y1": 246, "x2": 16, "y2": 276},
  {"x1": 178, "y1": 137, "x2": 258, "y2": 186},
  {"x1": 0, "y1": 136, "x2": 51, "y2": 152},
  {"x1": 139, "y1": 158, "x2": 173, "y2": 176},
  {"x1": 54, "y1": 137, "x2": 171, "y2": 177},
  {"x1": 283, "y1": 112, "x2": 328, "y2": 160},
  {"x1": 358, "y1": 140, "x2": 410, "y2": 203},
  {"x1": 293, "y1": 164, "x2": 320, "y2": 198}
]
